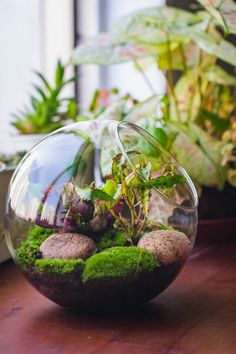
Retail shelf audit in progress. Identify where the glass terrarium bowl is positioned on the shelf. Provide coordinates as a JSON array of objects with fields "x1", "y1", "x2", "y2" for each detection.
[{"x1": 5, "y1": 120, "x2": 198, "y2": 313}]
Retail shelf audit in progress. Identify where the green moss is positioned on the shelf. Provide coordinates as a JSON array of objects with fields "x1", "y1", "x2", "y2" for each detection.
[
  {"x1": 16, "y1": 226, "x2": 54, "y2": 269},
  {"x1": 82, "y1": 246, "x2": 159, "y2": 283},
  {"x1": 27, "y1": 226, "x2": 54, "y2": 242},
  {"x1": 97, "y1": 229, "x2": 130, "y2": 251},
  {"x1": 35, "y1": 259, "x2": 85, "y2": 274},
  {"x1": 16, "y1": 240, "x2": 42, "y2": 269}
]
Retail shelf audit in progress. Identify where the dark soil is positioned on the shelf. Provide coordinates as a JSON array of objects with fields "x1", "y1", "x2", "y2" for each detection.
[{"x1": 24, "y1": 261, "x2": 183, "y2": 314}]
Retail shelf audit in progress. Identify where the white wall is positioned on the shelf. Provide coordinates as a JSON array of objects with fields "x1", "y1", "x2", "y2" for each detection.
[
  {"x1": 0, "y1": 0, "x2": 74, "y2": 134},
  {"x1": 41, "y1": 0, "x2": 74, "y2": 84},
  {"x1": 77, "y1": 0, "x2": 100, "y2": 110},
  {"x1": 0, "y1": 0, "x2": 42, "y2": 133}
]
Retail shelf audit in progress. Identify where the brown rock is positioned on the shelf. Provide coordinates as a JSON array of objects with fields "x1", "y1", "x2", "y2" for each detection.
[
  {"x1": 138, "y1": 230, "x2": 191, "y2": 265},
  {"x1": 40, "y1": 233, "x2": 96, "y2": 260}
]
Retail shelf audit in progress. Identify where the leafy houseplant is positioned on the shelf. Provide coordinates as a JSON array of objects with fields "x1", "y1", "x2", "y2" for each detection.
[
  {"x1": 72, "y1": 1, "x2": 236, "y2": 220},
  {"x1": 0, "y1": 62, "x2": 79, "y2": 262},
  {"x1": 1, "y1": 60, "x2": 79, "y2": 212},
  {"x1": 12, "y1": 60, "x2": 78, "y2": 134},
  {"x1": 4, "y1": 61, "x2": 79, "y2": 167},
  {"x1": 2, "y1": 61, "x2": 78, "y2": 168}
]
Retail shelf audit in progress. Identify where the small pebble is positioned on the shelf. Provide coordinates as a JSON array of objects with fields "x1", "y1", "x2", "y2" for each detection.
[
  {"x1": 137, "y1": 230, "x2": 191, "y2": 265},
  {"x1": 40, "y1": 233, "x2": 96, "y2": 260}
]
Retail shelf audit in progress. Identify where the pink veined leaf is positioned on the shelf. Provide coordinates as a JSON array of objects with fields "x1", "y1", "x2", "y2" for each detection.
[
  {"x1": 116, "y1": 6, "x2": 200, "y2": 33},
  {"x1": 72, "y1": 33, "x2": 153, "y2": 65},
  {"x1": 172, "y1": 26, "x2": 236, "y2": 67},
  {"x1": 197, "y1": 0, "x2": 236, "y2": 34}
]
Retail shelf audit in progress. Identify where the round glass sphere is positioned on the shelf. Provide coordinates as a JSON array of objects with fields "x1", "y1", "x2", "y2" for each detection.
[{"x1": 5, "y1": 120, "x2": 198, "y2": 313}]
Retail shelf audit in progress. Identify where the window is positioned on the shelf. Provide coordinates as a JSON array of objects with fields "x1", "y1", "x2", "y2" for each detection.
[{"x1": 0, "y1": 0, "x2": 74, "y2": 133}]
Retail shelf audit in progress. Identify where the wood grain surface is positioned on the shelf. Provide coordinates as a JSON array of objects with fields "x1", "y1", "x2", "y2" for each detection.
[{"x1": 0, "y1": 241, "x2": 236, "y2": 354}]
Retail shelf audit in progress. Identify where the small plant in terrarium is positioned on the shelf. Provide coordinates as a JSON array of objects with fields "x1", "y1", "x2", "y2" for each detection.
[
  {"x1": 61, "y1": 151, "x2": 186, "y2": 239},
  {"x1": 5, "y1": 120, "x2": 198, "y2": 312}
]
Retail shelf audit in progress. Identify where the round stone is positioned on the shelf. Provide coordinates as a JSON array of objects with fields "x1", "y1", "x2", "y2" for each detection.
[
  {"x1": 40, "y1": 233, "x2": 96, "y2": 260},
  {"x1": 137, "y1": 230, "x2": 191, "y2": 265}
]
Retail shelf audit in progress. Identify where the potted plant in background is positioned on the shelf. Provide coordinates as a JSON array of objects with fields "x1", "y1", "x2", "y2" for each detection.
[
  {"x1": 11, "y1": 60, "x2": 78, "y2": 134},
  {"x1": 72, "y1": 1, "x2": 236, "y2": 240},
  {"x1": 0, "y1": 61, "x2": 78, "y2": 262}
]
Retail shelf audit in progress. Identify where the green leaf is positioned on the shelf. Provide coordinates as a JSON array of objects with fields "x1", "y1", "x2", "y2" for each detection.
[
  {"x1": 125, "y1": 95, "x2": 162, "y2": 125},
  {"x1": 171, "y1": 124, "x2": 228, "y2": 189},
  {"x1": 112, "y1": 154, "x2": 122, "y2": 183},
  {"x1": 138, "y1": 134, "x2": 161, "y2": 158},
  {"x1": 201, "y1": 110, "x2": 230, "y2": 132},
  {"x1": 117, "y1": 6, "x2": 234, "y2": 69},
  {"x1": 140, "y1": 188, "x2": 151, "y2": 216},
  {"x1": 55, "y1": 60, "x2": 65, "y2": 87},
  {"x1": 197, "y1": 0, "x2": 236, "y2": 34},
  {"x1": 34, "y1": 71, "x2": 52, "y2": 92},
  {"x1": 158, "y1": 223, "x2": 174, "y2": 230},
  {"x1": 134, "y1": 174, "x2": 186, "y2": 189},
  {"x1": 62, "y1": 77, "x2": 76, "y2": 86},
  {"x1": 116, "y1": 6, "x2": 200, "y2": 34},
  {"x1": 75, "y1": 115, "x2": 90, "y2": 122},
  {"x1": 100, "y1": 144, "x2": 120, "y2": 179},
  {"x1": 102, "y1": 179, "x2": 117, "y2": 197},
  {"x1": 139, "y1": 161, "x2": 152, "y2": 180},
  {"x1": 148, "y1": 126, "x2": 168, "y2": 147},
  {"x1": 30, "y1": 96, "x2": 39, "y2": 110},
  {"x1": 67, "y1": 100, "x2": 78, "y2": 119},
  {"x1": 158, "y1": 42, "x2": 214, "y2": 70},
  {"x1": 178, "y1": 28, "x2": 236, "y2": 67},
  {"x1": 115, "y1": 7, "x2": 202, "y2": 63},
  {"x1": 170, "y1": 70, "x2": 208, "y2": 122},
  {"x1": 33, "y1": 85, "x2": 47, "y2": 101},
  {"x1": 75, "y1": 185, "x2": 114, "y2": 202},
  {"x1": 72, "y1": 33, "x2": 152, "y2": 65},
  {"x1": 132, "y1": 30, "x2": 185, "y2": 51},
  {"x1": 202, "y1": 64, "x2": 236, "y2": 85}
]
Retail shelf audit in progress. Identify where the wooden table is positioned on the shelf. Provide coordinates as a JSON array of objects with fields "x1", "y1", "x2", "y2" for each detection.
[{"x1": 0, "y1": 240, "x2": 236, "y2": 354}]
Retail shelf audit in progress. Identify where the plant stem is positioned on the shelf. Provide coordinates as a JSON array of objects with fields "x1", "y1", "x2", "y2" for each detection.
[
  {"x1": 165, "y1": 33, "x2": 181, "y2": 122},
  {"x1": 195, "y1": 16, "x2": 215, "y2": 122},
  {"x1": 136, "y1": 204, "x2": 143, "y2": 227},
  {"x1": 193, "y1": 48, "x2": 204, "y2": 122},
  {"x1": 134, "y1": 60, "x2": 156, "y2": 95},
  {"x1": 179, "y1": 43, "x2": 187, "y2": 73},
  {"x1": 107, "y1": 205, "x2": 131, "y2": 236}
]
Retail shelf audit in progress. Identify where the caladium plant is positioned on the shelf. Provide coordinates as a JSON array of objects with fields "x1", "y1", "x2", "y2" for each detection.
[{"x1": 72, "y1": 2, "x2": 236, "y2": 190}]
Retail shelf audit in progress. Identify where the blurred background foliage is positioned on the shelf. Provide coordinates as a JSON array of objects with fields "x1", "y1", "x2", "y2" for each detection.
[{"x1": 10, "y1": 1, "x2": 236, "y2": 191}]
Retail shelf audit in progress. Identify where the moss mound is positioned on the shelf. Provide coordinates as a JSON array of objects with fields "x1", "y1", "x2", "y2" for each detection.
[
  {"x1": 35, "y1": 259, "x2": 85, "y2": 274},
  {"x1": 97, "y1": 229, "x2": 130, "y2": 250},
  {"x1": 27, "y1": 226, "x2": 54, "y2": 242},
  {"x1": 16, "y1": 226, "x2": 54, "y2": 269},
  {"x1": 16, "y1": 240, "x2": 41, "y2": 269},
  {"x1": 82, "y1": 246, "x2": 159, "y2": 283}
]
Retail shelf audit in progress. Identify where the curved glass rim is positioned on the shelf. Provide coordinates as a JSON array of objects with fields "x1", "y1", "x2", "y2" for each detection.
[
  {"x1": 115, "y1": 121, "x2": 199, "y2": 212},
  {"x1": 9, "y1": 120, "x2": 198, "y2": 213}
]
